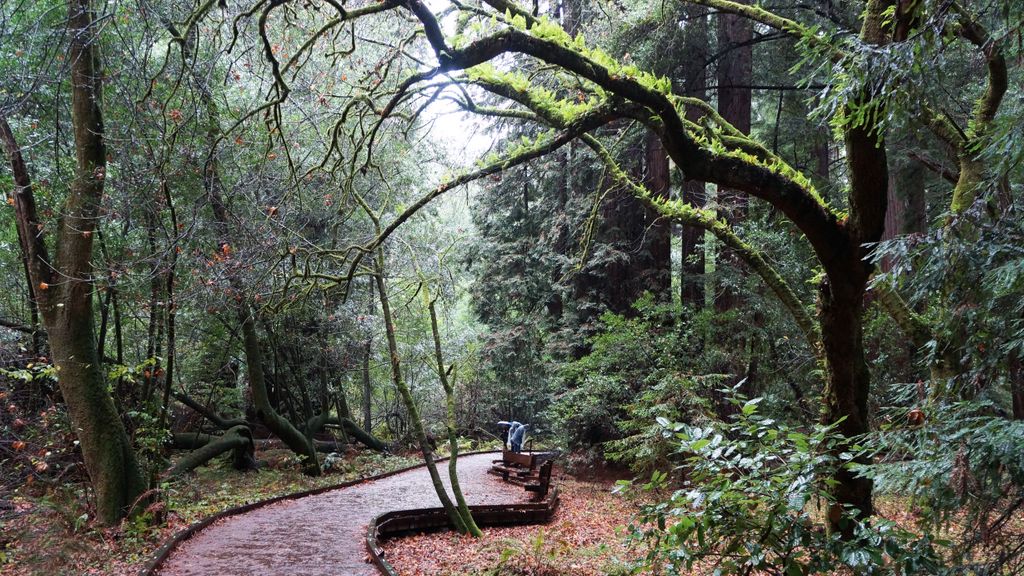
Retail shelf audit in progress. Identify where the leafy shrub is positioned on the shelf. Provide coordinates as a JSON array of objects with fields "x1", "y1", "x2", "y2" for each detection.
[
  {"x1": 550, "y1": 295, "x2": 711, "y2": 471},
  {"x1": 622, "y1": 393, "x2": 943, "y2": 575},
  {"x1": 859, "y1": 397, "x2": 1024, "y2": 574},
  {"x1": 872, "y1": 205, "x2": 1024, "y2": 409}
]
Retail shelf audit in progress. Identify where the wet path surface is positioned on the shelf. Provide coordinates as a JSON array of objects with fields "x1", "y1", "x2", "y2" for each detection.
[{"x1": 157, "y1": 452, "x2": 527, "y2": 576}]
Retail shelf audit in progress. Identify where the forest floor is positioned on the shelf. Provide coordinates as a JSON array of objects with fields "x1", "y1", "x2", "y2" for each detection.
[{"x1": 0, "y1": 446, "x2": 420, "y2": 575}]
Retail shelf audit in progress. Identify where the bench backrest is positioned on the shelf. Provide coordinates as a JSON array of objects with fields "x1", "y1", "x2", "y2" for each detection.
[
  {"x1": 537, "y1": 460, "x2": 552, "y2": 484},
  {"x1": 503, "y1": 450, "x2": 536, "y2": 469}
]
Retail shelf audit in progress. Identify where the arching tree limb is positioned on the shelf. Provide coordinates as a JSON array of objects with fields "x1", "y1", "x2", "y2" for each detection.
[{"x1": 166, "y1": 425, "x2": 257, "y2": 477}]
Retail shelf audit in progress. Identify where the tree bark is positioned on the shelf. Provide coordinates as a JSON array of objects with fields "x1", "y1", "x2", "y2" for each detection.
[
  {"x1": 819, "y1": 272, "x2": 874, "y2": 532},
  {"x1": 1010, "y1": 355, "x2": 1024, "y2": 421},
  {"x1": 159, "y1": 179, "x2": 179, "y2": 431},
  {"x1": 643, "y1": 131, "x2": 673, "y2": 298},
  {"x1": 716, "y1": 0, "x2": 752, "y2": 220},
  {"x1": 429, "y1": 297, "x2": 481, "y2": 536},
  {"x1": 0, "y1": 0, "x2": 148, "y2": 525},
  {"x1": 172, "y1": 390, "x2": 248, "y2": 430},
  {"x1": 363, "y1": 277, "x2": 375, "y2": 432},
  {"x1": 713, "y1": 0, "x2": 753, "y2": 312},
  {"x1": 880, "y1": 159, "x2": 926, "y2": 271},
  {"x1": 306, "y1": 412, "x2": 387, "y2": 452},
  {"x1": 680, "y1": 4, "x2": 709, "y2": 307}
]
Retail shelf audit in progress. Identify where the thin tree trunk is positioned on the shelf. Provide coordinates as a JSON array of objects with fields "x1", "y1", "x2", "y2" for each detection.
[
  {"x1": 1010, "y1": 354, "x2": 1024, "y2": 421},
  {"x1": 362, "y1": 338, "x2": 373, "y2": 432},
  {"x1": 142, "y1": 207, "x2": 164, "y2": 405},
  {"x1": 428, "y1": 297, "x2": 481, "y2": 536},
  {"x1": 714, "y1": 0, "x2": 752, "y2": 313},
  {"x1": 363, "y1": 277, "x2": 375, "y2": 432},
  {"x1": 374, "y1": 252, "x2": 468, "y2": 534},
  {"x1": 159, "y1": 180, "x2": 179, "y2": 430}
]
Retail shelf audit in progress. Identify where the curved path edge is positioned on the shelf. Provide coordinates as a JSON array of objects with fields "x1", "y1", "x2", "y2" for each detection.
[
  {"x1": 366, "y1": 488, "x2": 561, "y2": 576},
  {"x1": 138, "y1": 451, "x2": 496, "y2": 576}
]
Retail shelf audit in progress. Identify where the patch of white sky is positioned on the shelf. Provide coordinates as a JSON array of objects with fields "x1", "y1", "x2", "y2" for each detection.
[
  {"x1": 419, "y1": 0, "x2": 502, "y2": 165},
  {"x1": 402, "y1": 0, "x2": 510, "y2": 229}
]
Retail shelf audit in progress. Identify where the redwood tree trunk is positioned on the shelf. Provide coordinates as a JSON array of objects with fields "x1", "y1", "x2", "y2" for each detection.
[
  {"x1": 643, "y1": 131, "x2": 672, "y2": 298},
  {"x1": 713, "y1": 0, "x2": 753, "y2": 313},
  {"x1": 716, "y1": 0, "x2": 752, "y2": 220},
  {"x1": 680, "y1": 5, "x2": 709, "y2": 306}
]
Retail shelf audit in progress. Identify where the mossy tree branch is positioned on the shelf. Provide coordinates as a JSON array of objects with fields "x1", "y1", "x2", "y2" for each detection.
[{"x1": 465, "y1": 77, "x2": 823, "y2": 356}]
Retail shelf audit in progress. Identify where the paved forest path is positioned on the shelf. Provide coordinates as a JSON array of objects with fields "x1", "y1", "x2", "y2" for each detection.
[{"x1": 156, "y1": 452, "x2": 527, "y2": 576}]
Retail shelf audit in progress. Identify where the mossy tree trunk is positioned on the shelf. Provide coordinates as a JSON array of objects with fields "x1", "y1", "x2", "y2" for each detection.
[
  {"x1": 167, "y1": 425, "x2": 256, "y2": 477},
  {"x1": 428, "y1": 297, "x2": 481, "y2": 536},
  {"x1": 0, "y1": 0, "x2": 147, "y2": 526}
]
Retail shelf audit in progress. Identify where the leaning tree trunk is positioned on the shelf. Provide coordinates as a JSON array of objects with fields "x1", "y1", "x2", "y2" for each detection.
[
  {"x1": 374, "y1": 252, "x2": 468, "y2": 534},
  {"x1": 0, "y1": 0, "x2": 148, "y2": 526},
  {"x1": 167, "y1": 425, "x2": 256, "y2": 477},
  {"x1": 428, "y1": 297, "x2": 481, "y2": 536}
]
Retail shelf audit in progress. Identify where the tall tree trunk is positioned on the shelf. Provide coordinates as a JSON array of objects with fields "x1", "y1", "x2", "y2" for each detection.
[
  {"x1": 159, "y1": 180, "x2": 179, "y2": 431},
  {"x1": 680, "y1": 4, "x2": 709, "y2": 307},
  {"x1": 643, "y1": 131, "x2": 672, "y2": 298},
  {"x1": 813, "y1": 125, "x2": 831, "y2": 197},
  {"x1": 1010, "y1": 354, "x2": 1024, "y2": 421},
  {"x1": 15, "y1": 226, "x2": 43, "y2": 354},
  {"x1": 819, "y1": 271, "x2": 874, "y2": 531},
  {"x1": 0, "y1": 0, "x2": 147, "y2": 525},
  {"x1": 819, "y1": 0, "x2": 892, "y2": 522},
  {"x1": 142, "y1": 207, "x2": 164, "y2": 404},
  {"x1": 716, "y1": 0, "x2": 752, "y2": 219},
  {"x1": 713, "y1": 0, "x2": 753, "y2": 312},
  {"x1": 880, "y1": 159, "x2": 926, "y2": 271}
]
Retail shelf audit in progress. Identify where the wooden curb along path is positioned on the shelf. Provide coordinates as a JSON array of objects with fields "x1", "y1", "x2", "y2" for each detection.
[
  {"x1": 141, "y1": 451, "x2": 559, "y2": 576},
  {"x1": 366, "y1": 489, "x2": 560, "y2": 576}
]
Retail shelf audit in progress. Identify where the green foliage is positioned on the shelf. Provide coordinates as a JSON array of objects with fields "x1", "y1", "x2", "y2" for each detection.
[
  {"x1": 873, "y1": 202, "x2": 1024, "y2": 403},
  {"x1": 604, "y1": 374, "x2": 716, "y2": 475},
  {"x1": 551, "y1": 295, "x2": 711, "y2": 470},
  {"x1": 623, "y1": 393, "x2": 943, "y2": 575},
  {"x1": 858, "y1": 396, "x2": 1024, "y2": 572}
]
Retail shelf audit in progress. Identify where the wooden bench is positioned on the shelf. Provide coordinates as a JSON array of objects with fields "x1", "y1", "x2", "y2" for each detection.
[
  {"x1": 492, "y1": 449, "x2": 536, "y2": 468},
  {"x1": 524, "y1": 460, "x2": 553, "y2": 500},
  {"x1": 490, "y1": 450, "x2": 537, "y2": 482}
]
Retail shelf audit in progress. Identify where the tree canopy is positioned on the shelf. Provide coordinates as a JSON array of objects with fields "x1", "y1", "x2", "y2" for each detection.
[{"x1": 2, "y1": 0, "x2": 1023, "y2": 573}]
